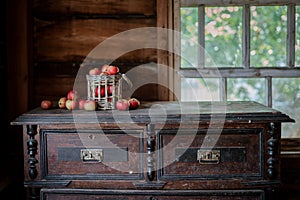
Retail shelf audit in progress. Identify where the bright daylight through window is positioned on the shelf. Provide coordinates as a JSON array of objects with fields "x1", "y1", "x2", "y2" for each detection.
[{"x1": 178, "y1": 1, "x2": 300, "y2": 138}]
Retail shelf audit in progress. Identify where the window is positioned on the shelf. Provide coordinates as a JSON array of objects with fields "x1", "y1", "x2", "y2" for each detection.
[{"x1": 176, "y1": 0, "x2": 300, "y2": 138}]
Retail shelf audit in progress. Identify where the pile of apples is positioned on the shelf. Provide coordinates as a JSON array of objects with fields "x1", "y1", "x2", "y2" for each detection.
[
  {"x1": 89, "y1": 64, "x2": 119, "y2": 76},
  {"x1": 57, "y1": 89, "x2": 97, "y2": 111},
  {"x1": 116, "y1": 98, "x2": 140, "y2": 111},
  {"x1": 40, "y1": 64, "x2": 141, "y2": 111},
  {"x1": 40, "y1": 90, "x2": 97, "y2": 111}
]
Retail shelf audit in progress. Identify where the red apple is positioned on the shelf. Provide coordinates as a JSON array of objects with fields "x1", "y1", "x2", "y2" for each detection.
[
  {"x1": 78, "y1": 99, "x2": 86, "y2": 110},
  {"x1": 84, "y1": 100, "x2": 97, "y2": 111},
  {"x1": 116, "y1": 99, "x2": 129, "y2": 111},
  {"x1": 107, "y1": 65, "x2": 119, "y2": 75},
  {"x1": 101, "y1": 64, "x2": 110, "y2": 73},
  {"x1": 66, "y1": 99, "x2": 77, "y2": 110},
  {"x1": 100, "y1": 86, "x2": 106, "y2": 97},
  {"x1": 128, "y1": 98, "x2": 140, "y2": 110},
  {"x1": 58, "y1": 97, "x2": 67, "y2": 109},
  {"x1": 94, "y1": 87, "x2": 99, "y2": 97},
  {"x1": 94, "y1": 86, "x2": 105, "y2": 97},
  {"x1": 89, "y1": 67, "x2": 101, "y2": 75},
  {"x1": 107, "y1": 85, "x2": 114, "y2": 95},
  {"x1": 67, "y1": 90, "x2": 78, "y2": 100},
  {"x1": 41, "y1": 100, "x2": 52, "y2": 110}
]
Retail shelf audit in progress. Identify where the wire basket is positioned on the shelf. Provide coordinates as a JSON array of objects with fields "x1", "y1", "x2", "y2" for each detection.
[{"x1": 86, "y1": 74, "x2": 122, "y2": 110}]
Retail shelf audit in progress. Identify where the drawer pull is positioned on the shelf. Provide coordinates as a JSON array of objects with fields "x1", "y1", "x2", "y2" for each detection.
[
  {"x1": 197, "y1": 149, "x2": 220, "y2": 164},
  {"x1": 81, "y1": 149, "x2": 103, "y2": 162}
]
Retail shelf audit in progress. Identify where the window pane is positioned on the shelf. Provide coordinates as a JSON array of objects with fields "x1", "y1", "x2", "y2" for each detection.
[
  {"x1": 205, "y1": 7, "x2": 242, "y2": 67},
  {"x1": 227, "y1": 78, "x2": 266, "y2": 105},
  {"x1": 181, "y1": 78, "x2": 220, "y2": 101},
  {"x1": 273, "y1": 78, "x2": 300, "y2": 138},
  {"x1": 296, "y1": 6, "x2": 300, "y2": 66},
  {"x1": 250, "y1": 6, "x2": 287, "y2": 67},
  {"x1": 181, "y1": 7, "x2": 199, "y2": 68}
]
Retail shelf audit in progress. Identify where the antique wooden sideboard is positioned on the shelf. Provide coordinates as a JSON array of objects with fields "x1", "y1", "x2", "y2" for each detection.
[{"x1": 11, "y1": 101, "x2": 294, "y2": 200}]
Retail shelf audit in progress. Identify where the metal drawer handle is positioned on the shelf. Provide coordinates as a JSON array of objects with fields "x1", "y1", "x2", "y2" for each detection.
[
  {"x1": 81, "y1": 149, "x2": 103, "y2": 162},
  {"x1": 197, "y1": 149, "x2": 220, "y2": 164}
]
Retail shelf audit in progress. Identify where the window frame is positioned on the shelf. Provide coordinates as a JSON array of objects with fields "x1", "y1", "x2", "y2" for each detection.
[{"x1": 176, "y1": 0, "x2": 300, "y2": 106}]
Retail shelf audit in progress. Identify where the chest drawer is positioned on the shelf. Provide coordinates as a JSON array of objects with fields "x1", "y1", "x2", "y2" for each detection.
[
  {"x1": 40, "y1": 129, "x2": 143, "y2": 180},
  {"x1": 158, "y1": 128, "x2": 263, "y2": 180},
  {"x1": 41, "y1": 189, "x2": 264, "y2": 200}
]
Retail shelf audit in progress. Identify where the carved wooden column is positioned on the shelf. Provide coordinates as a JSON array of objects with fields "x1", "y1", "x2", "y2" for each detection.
[
  {"x1": 146, "y1": 124, "x2": 155, "y2": 181},
  {"x1": 267, "y1": 122, "x2": 279, "y2": 179},
  {"x1": 27, "y1": 125, "x2": 38, "y2": 180}
]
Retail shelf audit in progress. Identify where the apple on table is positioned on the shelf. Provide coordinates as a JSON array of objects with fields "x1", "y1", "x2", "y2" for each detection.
[
  {"x1": 116, "y1": 99, "x2": 130, "y2": 111},
  {"x1": 66, "y1": 99, "x2": 77, "y2": 110},
  {"x1": 58, "y1": 97, "x2": 67, "y2": 109},
  {"x1": 67, "y1": 89, "x2": 79, "y2": 101},
  {"x1": 78, "y1": 99, "x2": 86, "y2": 110},
  {"x1": 128, "y1": 98, "x2": 140, "y2": 110},
  {"x1": 41, "y1": 100, "x2": 52, "y2": 110},
  {"x1": 84, "y1": 100, "x2": 97, "y2": 111}
]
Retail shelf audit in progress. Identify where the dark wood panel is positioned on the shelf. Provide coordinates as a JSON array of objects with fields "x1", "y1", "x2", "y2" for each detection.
[
  {"x1": 33, "y1": 0, "x2": 156, "y2": 17},
  {"x1": 281, "y1": 138, "x2": 300, "y2": 152},
  {"x1": 41, "y1": 131, "x2": 142, "y2": 179},
  {"x1": 6, "y1": 0, "x2": 29, "y2": 118},
  {"x1": 279, "y1": 153, "x2": 300, "y2": 200},
  {"x1": 157, "y1": 0, "x2": 172, "y2": 101},
  {"x1": 131, "y1": 84, "x2": 158, "y2": 101},
  {"x1": 158, "y1": 129, "x2": 262, "y2": 179},
  {"x1": 34, "y1": 76, "x2": 76, "y2": 105},
  {"x1": 34, "y1": 61, "x2": 156, "y2": 77},
  {"x1": 280, "y1": 138, "x2": 300, "y2": 193},
  {"x1": 41, "y1": 189, "x2": 264, "y2": 200},
  {"x1": 34, "y1": 18, "x2": 157, "y2": 62}
]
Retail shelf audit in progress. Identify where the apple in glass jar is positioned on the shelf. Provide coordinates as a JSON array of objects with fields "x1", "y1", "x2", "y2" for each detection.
[
  {"x1": 107, "y1": 65, "x2": 119, "y2": 75},
  {"x1": 89, "y1": 67, "x2": 101, "y2": 75}
]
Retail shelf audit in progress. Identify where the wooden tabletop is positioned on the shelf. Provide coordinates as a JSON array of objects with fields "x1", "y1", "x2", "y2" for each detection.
[{"x1": 11, "y1": 101, "x2": 295, "y2": 125}]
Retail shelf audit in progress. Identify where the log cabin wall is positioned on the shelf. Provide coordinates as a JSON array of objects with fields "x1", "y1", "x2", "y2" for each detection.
[
  {"x1": 31, "y1": 0, "x2": 158, "y2": 107},
  {"x1": 3, "y1": 0, "x2": 29, "y2": 197}
]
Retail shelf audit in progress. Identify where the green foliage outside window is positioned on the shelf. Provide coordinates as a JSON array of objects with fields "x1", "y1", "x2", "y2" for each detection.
[
  {"x1": 250, "y1": 6, "x2": 287, "y2": 67},
  {"x1": 205, "y1": 7, "x2": 242, "y2": 67}
]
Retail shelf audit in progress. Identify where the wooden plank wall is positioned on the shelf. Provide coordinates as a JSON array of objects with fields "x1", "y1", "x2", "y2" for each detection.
[
  {"x1": 31, "y1": 0, "x2": 158, "y2": 106},
  {"x1": 4, "y1": 0, "x2": 29, "y2": 197}
]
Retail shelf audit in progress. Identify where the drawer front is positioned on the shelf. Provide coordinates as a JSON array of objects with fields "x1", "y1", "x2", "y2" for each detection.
[
  {"x1": 40, "y1": 129, "x2": 143, "y2": 180},
  {"x1": 41, "y1": 189, "x2": 264, "y2": 200},
  {"x1": 158, "y1": 128, "x2": 263, "y2": 180}
]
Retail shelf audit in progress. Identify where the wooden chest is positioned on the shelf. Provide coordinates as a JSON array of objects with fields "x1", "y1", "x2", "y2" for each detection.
[{"x1": 11, "y1": 101, "x2": 294, "y2": 200}]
